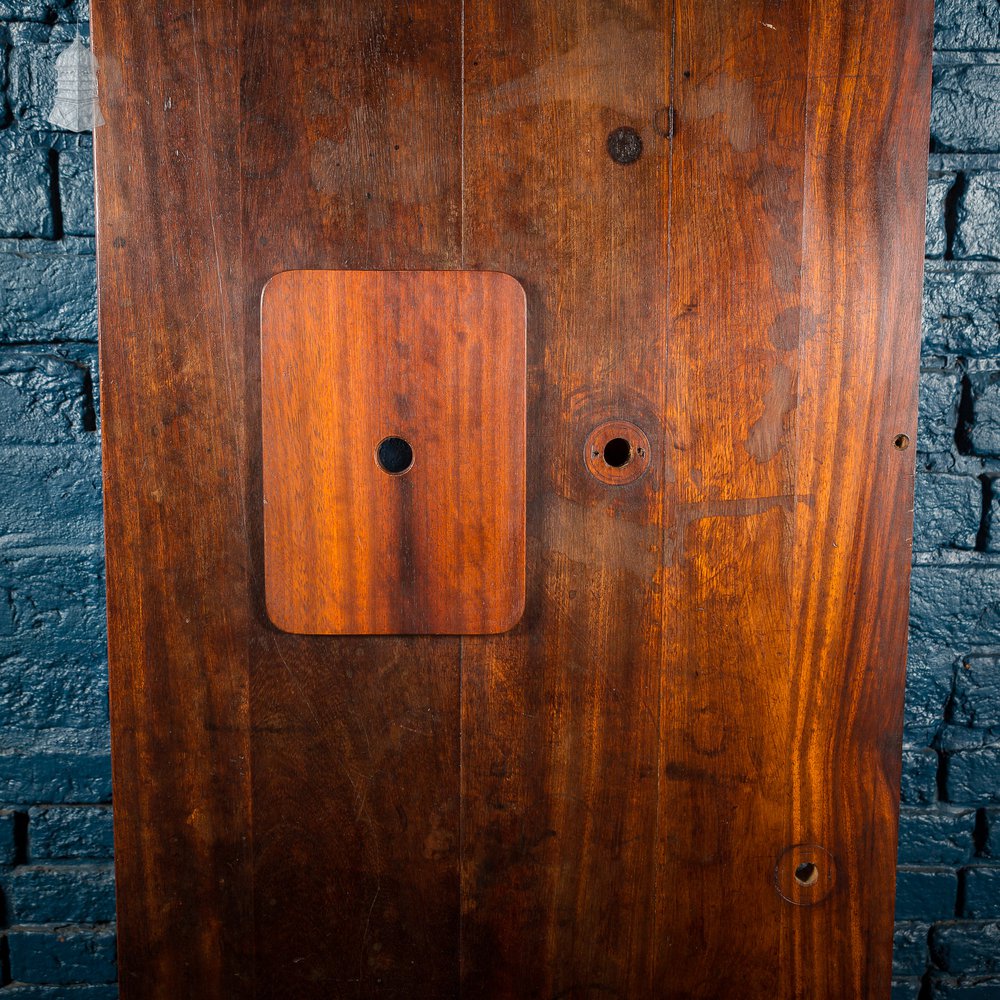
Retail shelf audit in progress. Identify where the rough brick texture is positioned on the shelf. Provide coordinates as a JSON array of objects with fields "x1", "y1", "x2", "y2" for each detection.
[
  {"x1": 932, "y1": 63, "x2": 1000, "y2": 152},
  {"x1": 901, "y1": 12, "x2": 1000, "y2": 992},
  {"x1": 0, "y1": 151, "x2": 51, "y2": 238},
  {"x1": 7, "y1": 926, "x2": 115, "y2": 985},
  {"x1": 934, "y1": 0, "x2": 1000, "y2": 51},
  {"x1": 7, "y1": 866, "x2": 115, "y2": 924},
  {"x1": 0, "y1": 5, "x2": 112, "y2": 994},
  {"x1": 0, "y1": 1, "x2": 993, "y2": 997}
]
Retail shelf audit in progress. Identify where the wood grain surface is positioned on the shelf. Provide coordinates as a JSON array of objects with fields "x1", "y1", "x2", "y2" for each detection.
[
  {"x1": 93, "y1": 0, "x2": 933, "y2": 997},
  {"x1": 260, "y1": 269, "x2": 526, "y2": 635}
]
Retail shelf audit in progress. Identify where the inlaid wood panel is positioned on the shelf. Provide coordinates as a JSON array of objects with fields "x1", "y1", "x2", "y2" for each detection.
[
  {"x1": 93, "y1": 0, "x2": 933, "y2": 996},
  {"x1": 261, "y1": 268, "x2": 526, "y2": 636}
]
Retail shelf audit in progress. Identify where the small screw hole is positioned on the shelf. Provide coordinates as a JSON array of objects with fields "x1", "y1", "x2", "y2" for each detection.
[
  {"x1": 603, "y1": 437, "x2": 633, "y2": 468},
  {"x1": 376, "y1": 436, "x2": 414, "y2": 475},
  {"x1": 894, "y1": 433, "x2": 910, "y2": 450},
  {"x1": 794, "y1": 862, "x2": 818, "y2": 887}
]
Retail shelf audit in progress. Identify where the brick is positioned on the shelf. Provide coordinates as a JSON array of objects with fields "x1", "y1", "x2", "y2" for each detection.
[
  {"x1": 0, "y1": 445, "x2": 102, "y2": 547},
  {"x1": 0, "y1": 749, "x2": 111, "y2": 804},
  {"x1": 907, "y1": 568, "x2": 1000, "y2": 742},
  {"x1": 0, "y1": 726, "x2": 110, "y2": 804},
  {"x1": 932, "y1": 65, "x2": 1000, "y2": 153},
  {"x1": 931, "y1": 920, "x2": 1000, "y2": 975},
  {"x1": 0, "y1": 149, "x2": 53, "y2": 238},
  {"x1": 28, "y1": 807, "x2": 112, "y2": 861},
  {"x1": 898, "y1": 807, "x2": 977, "y2": 866},
  {"x1": 0, "y1": 645, "x2": 108, "y2": 730},
  {"x1": 931, "y1": 976, "x2": 1000, "y2": 999},
  {"x1": 923, "y1": 266, "x2": 1000, "y2": 358},
  {"x1": 948, "y1": 744, "x2": 1000, "y2": 804},
  {"x1": 918, "y1": 369, "x2": 962, "y2": 465},
  {"x1": 0, "y1": 985, "x2": 118, "y2": 999},
  {"x1": 58, "y1": 149, "x2": 93, "y2": 236},
  {"x1": 913, "y1": 474, "x2": 981, "y2": 551},
  {"x1": 0, "y1": 549, "x2": 105, "y2": 646},
  {"x1": 0, "y1": 347, "x2": 97, "y2": 444},
  {"x1": 7, "y1": 924, "x2": 116, "y2": 985},
  {"x1": 953, "y1": 656, "x2": 1000, "y2": 728},
  {"x1": 956, "y1": 174, "x2": 1000, "y2": 260},
  {"x1": 0, "y1": 248, "x2": 97, "y2": 342},
  {"x1": 905, "y1": 645, "x2": 960, "y2": 746},
  {"x1": 969, "y1": 372, "x2": 1000, "y2": 455},
  {"x1": 0, "y1": 808, "x2": 20, "y2": 865},
  {"x1": 927, "y1": 175, "x2": 954, "y2": 258},
  {"x1": 910, "y1": 567, "x2": 1000, "y2": 650},
  {"x1": 892, "y1": 979, "x2": 923, "y2": 1000},
  {"x1": 964, "y1": 866, "x2": 1000, "y2": 918},
  {"x1": 6, "y1": 864, "x2": 114, "y2": 923},
  {"x1": 894, "y1": 921, "x2": 931, "y2": 975},
  {"x1": 896, "y1": 867, "x2": 958, "y2": 920},
  {"x1": 901, "y1": 744, "x2": 941, "y2": 805},
  {"x1": 935, "y1": 0, "x2": 1000, "y2": 51}
]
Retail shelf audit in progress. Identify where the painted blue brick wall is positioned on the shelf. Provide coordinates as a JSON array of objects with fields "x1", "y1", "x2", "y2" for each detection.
[
  {"x1": 0, "y1": 0, "x2": 114, "y2": 994},
  {"x1": 895, "y1": 3, "x2": 1000, "y2": 997},
  {"x1": 0, "y1": 1, "x2": 995, "y2": 996}
]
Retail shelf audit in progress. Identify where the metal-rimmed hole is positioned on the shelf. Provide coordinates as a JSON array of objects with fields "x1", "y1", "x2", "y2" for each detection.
[{"x1": 375, "y1": 436, "x2": 414, "y2": 475}]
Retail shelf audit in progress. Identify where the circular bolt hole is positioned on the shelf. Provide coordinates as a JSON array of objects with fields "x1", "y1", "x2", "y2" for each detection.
[
  {"x1": 585, "y1": 420, "x2": 651, "y2": 486},
  {"x1": 774, "y1": 843, "x2": 836, "y2": 906},
  {"x1": 894, "y1": 433, "x2": 910, "y2": 450},
  {"x1": 794, "y1": 862, "x2": 818, "y2": 887},
  {"x1": 375, "y1": 436, "x2": 414, "y2": 475},
  {"x1": 607, "y1": 126, "x2": 643, "y2": 165},
  {"x1": 603, "y1": 437, "x2": 633, "y2": 468}
]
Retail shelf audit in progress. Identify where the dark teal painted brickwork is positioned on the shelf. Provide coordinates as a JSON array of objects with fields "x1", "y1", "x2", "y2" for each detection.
[
  {"x1": 0, "y1": 0, "x2": 112, "y2": 994},
  {"x1": 0, "y1": 0, "x2": 994, "y2": 996},
  {"x1": 896, "y1": 3, "x2": 1000, "y2": 996}
]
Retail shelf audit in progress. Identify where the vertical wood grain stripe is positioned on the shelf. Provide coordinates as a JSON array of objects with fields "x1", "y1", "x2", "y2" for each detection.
[
  {"x1": 92, "y1": 0, "x2": 254, "y2": 995},
  {"x1": 655, "y1": 1, "x2": 810, "y2": 994},
  {"x1": 783, "y1": 2, "x2": 933, "y2": 995},
  {"x1": 240, "y1": 2, "x2": 465, "y2": 996},
  {"x1": 460, "y1": 3, "x2": 669, "y2": 993}
]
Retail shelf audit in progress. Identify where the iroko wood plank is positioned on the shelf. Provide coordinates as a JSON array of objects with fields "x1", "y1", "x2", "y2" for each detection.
[
  {"x1": 93, "y1": 1, "x2": 932, "y2": 997},
  {"x1": 654, "y1": 2, "x2": 932, "y2": 996},
  {"x1": 655, "y1": 1, "x2": 811, "y2": 995},
  {"x1": 459, "y1": 4, "x2": 669, "y2": 994},
  {"x1": 261, "y1": 269, "x2": 526, "y2": 636},
  {"x1": 92, "y1": 3, "x2": 254, "y2": 997},
  {"x1": 240, "y1": 4, "x2": 466, "y2": 996}
]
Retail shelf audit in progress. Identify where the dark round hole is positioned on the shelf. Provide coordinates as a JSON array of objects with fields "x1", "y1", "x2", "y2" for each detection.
[
  {"x1": 376, "y1": 436, "x2": 414, "y2": 475},
  {"x1": 607, "y1": 126, "x2": 643, "y2": 165},
  {"x1": 603, "y1": 437, "x2": 633, "y2": 468},
  {"x1": 894, "y1": 433, "x2": 910, "y2": 451},
  {"x1": 794, "y1": 862, "x2": 818, "y2": 887}
]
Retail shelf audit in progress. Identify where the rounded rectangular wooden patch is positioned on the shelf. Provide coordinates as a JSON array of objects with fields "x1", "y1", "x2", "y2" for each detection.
[{"x1": 261, "y1": 269, "x2": 526, "y2": 635}]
